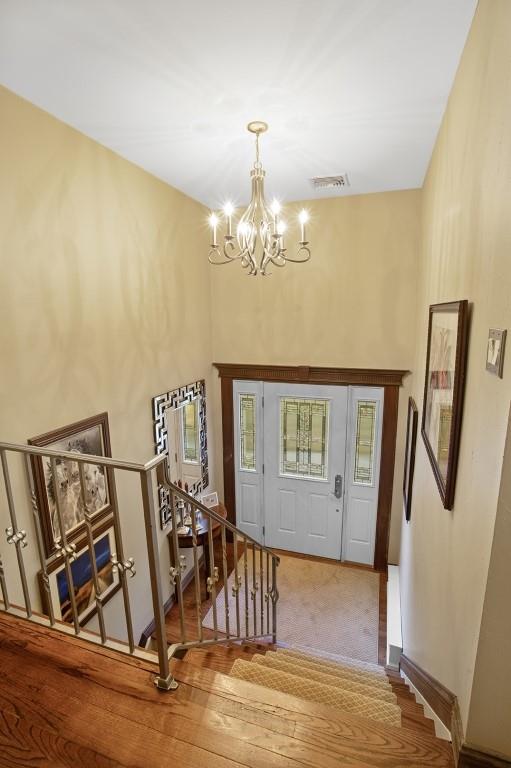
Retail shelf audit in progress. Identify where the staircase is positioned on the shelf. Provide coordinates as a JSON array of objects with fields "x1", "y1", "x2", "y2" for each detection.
[
  {"x1": 176, "y1": 640, "x2": 453, "y2": 766},
  {"x1": 0, "y1": 606, "x2": 454, "y2": 768},
  {"x1": 0, "y1": 439, "x2": 453, "y2": 766}
]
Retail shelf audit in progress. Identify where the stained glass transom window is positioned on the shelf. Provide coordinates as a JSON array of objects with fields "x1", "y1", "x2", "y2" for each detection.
[
  {"x1": 354, "y1": 401, "x2": 377, "y2": 485},
  {"x1": 280, "y1": 398, "x2": 329, "y2": 479},
  {"x1": 182, "y1": 401, "x2": 199, "y2": 463},
  {"x1": 239, "y1": 394, "x2": 256, "y2": 471}
]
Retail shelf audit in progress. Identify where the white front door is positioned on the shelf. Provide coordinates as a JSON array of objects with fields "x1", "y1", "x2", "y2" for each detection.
[
  {"x1": 263, "y1": 383, "x2": 348, "y2": 559},
  {"x1": 233, "y1": 380, "x2": 383, "y2": 565}
]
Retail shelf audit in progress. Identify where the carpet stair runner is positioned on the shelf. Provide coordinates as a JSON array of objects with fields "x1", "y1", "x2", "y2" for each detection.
[{"x1": 229, "y1": 645, "x2": 403, "y2": 727}]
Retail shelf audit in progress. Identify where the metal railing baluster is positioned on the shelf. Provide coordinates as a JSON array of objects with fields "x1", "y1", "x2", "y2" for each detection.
[
  {"x1": 266, "y1": 551, "x2": 270, "y2": 635},
  {"x1": 221, "y1": 526, "x2": 230, "y2": 640},
  {"x1": 24, "y1": 455, "x2": 54, "y2": 625},
  {"x1": 207, "y1": 519, "x2": 218, "y2": 640},
  {"x1": 244, "y1": 539, "x2": 249, "y2": 636},
  {"x1": 78, "y1": 464, "x2": 107, "y2": 645},
  {"x1": 233, "y1": 532, "x2": 241, "y2": 638},
  {"x1": 140, "y1": 467, "x2": 177, "y2": 691},
  {"x1": 272, "y1": 556, "x2": 278, "y2": 644},
  {"x1": 1, "y1": 450, "x2": 31, "y2": 617},
  {"x1": 252, "y1": 542, "x2": 257, "y2": 637},
  {"x1": 50, "y1": 456, "x2": 80, "y2": 634},
  {"x1": 260, "y1": 547, "x2": 264, "y2": 636},
  {"x1": 190, "y1": 506, "x2": 203, "y2": 642},
  {"x1": 108, "y1": 467, "x2": 135, "y2": 654},
  {"x1": 169, "y1": 488, "x2": 186, "y2": 644}
]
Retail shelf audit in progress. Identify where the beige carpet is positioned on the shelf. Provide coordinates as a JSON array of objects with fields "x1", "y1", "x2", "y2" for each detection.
[
  {"x1": 230, "y1": 658, "x2": 400, "y2": 726},
  {"x1": 202, "y1": 553, "x2": 380, "y2": 663}
]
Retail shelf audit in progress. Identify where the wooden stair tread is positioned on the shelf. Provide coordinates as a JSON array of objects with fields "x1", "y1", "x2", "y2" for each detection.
[
  {"x1": 0, "y1": 613, "x2": 453, "y2": 768},
  {"x1": 188, "y1": 640, "x2": 439, "y2": 741},
  {"x1": 176, "y1": 660, "x2": 454, "y2": 766}
]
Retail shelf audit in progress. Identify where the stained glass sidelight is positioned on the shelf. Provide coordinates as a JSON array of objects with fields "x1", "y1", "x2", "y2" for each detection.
[
  {"x1": 239, "y1": 394, "x2": 257, "y2": 471},
  {"x1": 182, "y1": 401, "x2": 199, "y2": 463},
  {"x1": 353, "y1": 401, "x2": 377, "y2": 485},
  {"x1": 280, "y1": 398, "x2": 329, "y2": 479}
]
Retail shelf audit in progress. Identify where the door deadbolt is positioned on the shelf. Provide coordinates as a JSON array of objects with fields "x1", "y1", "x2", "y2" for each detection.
[{"x1": 334, "y1": 474, "x2": 343, "y2": 499}]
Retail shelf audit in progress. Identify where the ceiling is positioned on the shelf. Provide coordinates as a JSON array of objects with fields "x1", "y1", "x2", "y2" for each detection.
[{"x1": 0, "y1": 0, "x2": 477, "y2": 208}]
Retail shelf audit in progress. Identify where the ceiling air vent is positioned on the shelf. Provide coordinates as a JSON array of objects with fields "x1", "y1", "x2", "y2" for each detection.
[{"x1": 310, "y1": 174, "x2": 350, "y2": 190}]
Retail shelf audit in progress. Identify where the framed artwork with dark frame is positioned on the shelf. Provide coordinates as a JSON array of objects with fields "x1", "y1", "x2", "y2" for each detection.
[
  {"x1": 29, "y1": 412, "x2": 114, "y2": 558},
  {"x1": 403, "y1": 397, "x2": 418, "y2": 522},
  {"x1": 421, "y1": 300, "x2": 469, "y2": 510},
  {"x1": 38, "y1": 521, "x2": 120, "y2": 626}
]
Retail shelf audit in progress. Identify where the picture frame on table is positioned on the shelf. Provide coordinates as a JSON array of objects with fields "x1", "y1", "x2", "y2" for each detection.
[
  {"x1": 421, "y1": 300, "x2": 469, "y2": 510},
  {"x1": 201, "y1": 491, "x2": 218, "y2": 509},
  {"x1": 29, "y1": 412, "x2": 113, "y2": 558}
]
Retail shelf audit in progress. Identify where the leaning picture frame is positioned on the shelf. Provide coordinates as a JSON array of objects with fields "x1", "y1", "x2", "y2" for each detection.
[
  {"x1": 403, "y1": 397, "x2": 418, "y2": 522},
  {"x1": 421, "y1": 300, "x2": 469, "y2": 510},
  {"x1": 38, "y1": 522, "x2": 120, "y2": 626},
  {"x1": 29, "y1": 412, "x2": 114, "y2": 558}
]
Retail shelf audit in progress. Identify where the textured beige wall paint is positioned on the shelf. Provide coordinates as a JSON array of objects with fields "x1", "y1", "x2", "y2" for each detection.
[
  {"x1": 210, "y1": 191, "x2": 421, "y2": 563},
  {"x1": 399, "y1": 0, "x2": 511, "y2": 740},
  {"x1": 466, "y1": 406, "x2": 511, "y2": 757},
  {"x1": 0, "y1": 86, "x2": 212, "y2": 641}
]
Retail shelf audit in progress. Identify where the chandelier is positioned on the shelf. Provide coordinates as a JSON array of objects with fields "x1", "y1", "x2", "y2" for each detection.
[{"x1": 208, "y1": 121, "x2": 311, "y2": 276}]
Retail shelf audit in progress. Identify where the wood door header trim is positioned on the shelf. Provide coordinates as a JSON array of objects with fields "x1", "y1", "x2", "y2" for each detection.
[{"x1": 214, "y1": 363, "x2": 409, "y2": 387}]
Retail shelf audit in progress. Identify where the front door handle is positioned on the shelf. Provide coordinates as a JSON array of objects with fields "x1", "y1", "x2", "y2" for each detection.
[{"x1": 334, "y1": 474, "x2": 343, "y2": 499}]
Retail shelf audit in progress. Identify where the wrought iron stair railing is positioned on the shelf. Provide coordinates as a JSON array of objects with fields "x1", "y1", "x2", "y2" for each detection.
[
  {"x1": 0, "y1": 440, "x2": 279, "y2": 692},
  {"x1": 157, "y1": 462, "x2": 280, "y2": 660}
]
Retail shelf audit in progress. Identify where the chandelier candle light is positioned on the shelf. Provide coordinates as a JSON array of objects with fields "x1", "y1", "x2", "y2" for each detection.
[{"x1": 208, "y1": 121, "x2": 311, "y2": 276}]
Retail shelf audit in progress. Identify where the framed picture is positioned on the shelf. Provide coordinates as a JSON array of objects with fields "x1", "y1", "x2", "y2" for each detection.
[
  {"x1": 201, "y1": 491, "x2": 218, "y2": 508},
  {"x1": 422, "y1": 300, "x2": 469, "y2": 510},
  {"x1": 29, "y1": 413, "x2": 113, "y2": 558},
  {"x1": 39, "y1": 524, "x2": 120, "y2": 625},
  {"x1": 403, "y1": 397, "x2": 418, "y2": 522},
  {"x1": 486, "y1": 328, "x2": 506, "y2": 378}
]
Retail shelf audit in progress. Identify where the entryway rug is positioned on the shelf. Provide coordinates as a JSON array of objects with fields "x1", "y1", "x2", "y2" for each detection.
[{"x1": 202, "y1": 553, "x2": 380, "y2": 663}]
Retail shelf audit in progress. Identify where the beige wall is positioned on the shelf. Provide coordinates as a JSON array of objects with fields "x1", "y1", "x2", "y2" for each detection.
[
  {"x1": 466, "y1": 405, "x2": 511, "y2": 757},
  {"x1": 399, "y1": 0, "x2": 511, "y2": 747},
  {"x1": 210, "y1": 190, "x2": 421, "y2": 563},
  {"x1": 0, "y1": 86, "x2": 212, "y2": 641}
]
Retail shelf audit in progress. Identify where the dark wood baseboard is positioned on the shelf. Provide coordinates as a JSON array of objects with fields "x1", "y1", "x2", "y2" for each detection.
[
  {"x1": 459, "y1": 746, "x2": 511, "y2": 767},
  {"x1": 138, "y1": 556, "x2": 203, "y2": 647},
  {"x1": 400, "y1": 653, "x2": 456, "y2": 730}
]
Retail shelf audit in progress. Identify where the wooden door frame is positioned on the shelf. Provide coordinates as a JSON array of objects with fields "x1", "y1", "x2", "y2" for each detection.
[{"x1": 214, "y1": 364, "x2": 408, "y2": 571}]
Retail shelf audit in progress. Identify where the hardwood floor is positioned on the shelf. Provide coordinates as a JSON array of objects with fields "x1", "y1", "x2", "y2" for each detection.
[{"x1": 0, "y1": 612, "x2": 454, "y2": 768}]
